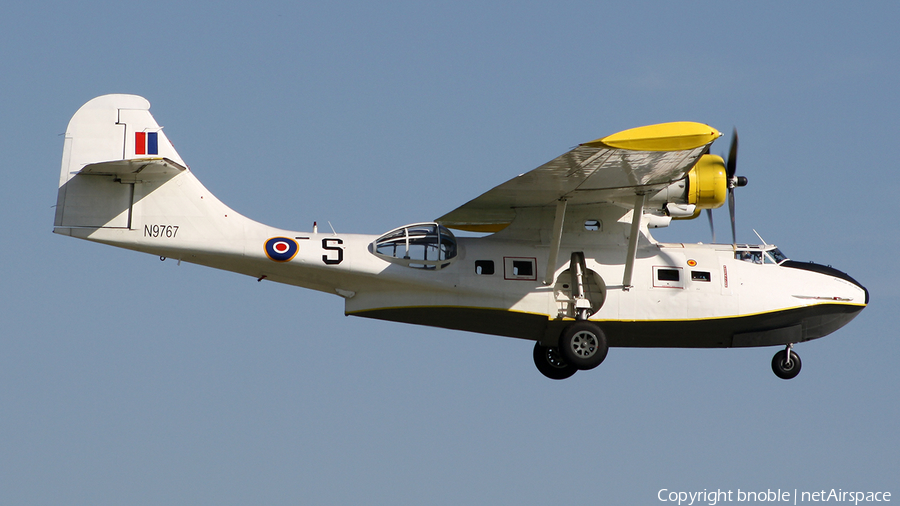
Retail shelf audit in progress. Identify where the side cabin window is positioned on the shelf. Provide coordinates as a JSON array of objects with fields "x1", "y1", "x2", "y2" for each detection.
[
  {"x1": 691, "y1": 271, "x2": 711, "y2": 282},
  {"x1": 504, "y1": 257, "x2": 537, "y2": 281},
  {"x1": 475, "y1": 260, "x2": 494, "y2": 275},
  {"x1": 372, "y1": 222, "x2": 458, "y2": 270},
  {"x1": 653, "y1": 266, "x2": 684, "y2": 288}
]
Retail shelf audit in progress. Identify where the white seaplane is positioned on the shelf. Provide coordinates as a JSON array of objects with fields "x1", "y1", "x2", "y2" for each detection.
[{"x1": 54, "y1": 95, "x2": 868, "y2": 380}]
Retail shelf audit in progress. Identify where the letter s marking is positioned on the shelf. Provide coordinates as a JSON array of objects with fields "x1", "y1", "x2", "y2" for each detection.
[{"x1": 322, "y1": 238, "x2": 344, "y2": 265}]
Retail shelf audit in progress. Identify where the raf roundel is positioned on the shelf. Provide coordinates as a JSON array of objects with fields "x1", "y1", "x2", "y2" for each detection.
[{"x1": 264, "y1": 237, "x2": 299, "y2": 262}]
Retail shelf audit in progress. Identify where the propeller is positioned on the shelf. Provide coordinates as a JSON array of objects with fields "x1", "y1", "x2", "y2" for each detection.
[
  {"x1": 704, "y1": 128, "x2": 748, "y2": 244},
  {"x1": 706, "y1": 208, "x2": 716, "y2": 244},
  {"x1": 723, "y1": 128, "x2": 748, "y2": 245}
]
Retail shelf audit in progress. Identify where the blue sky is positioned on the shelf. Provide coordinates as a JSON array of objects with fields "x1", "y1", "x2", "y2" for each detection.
[{"x1": 2, "y1": 1, "x2": 898, "y2": 504}]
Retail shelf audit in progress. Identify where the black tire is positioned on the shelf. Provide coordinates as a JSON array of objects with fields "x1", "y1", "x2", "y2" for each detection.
[
  {"x1": 558, "y1": 321, "x2": 608, "y2": 370},
  {"x1": 533, "y1": 341, "x2": 577, "y2": 380},
  {"x1": 771, "y1": 349, "x2": 802, "y2": 380}
]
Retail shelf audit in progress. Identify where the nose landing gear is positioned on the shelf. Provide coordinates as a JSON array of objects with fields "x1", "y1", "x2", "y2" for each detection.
[{"x1": 771, "y1": 344, "x2": 802, "y2": 380}]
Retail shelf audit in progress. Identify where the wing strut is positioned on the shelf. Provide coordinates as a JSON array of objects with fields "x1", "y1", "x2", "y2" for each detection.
[
  {"x1": 622, "y1": 193, "x2": 646, "y2": 291},
  {"x1": 543, "y1": 198, "x2": 568, "y2": 285}
]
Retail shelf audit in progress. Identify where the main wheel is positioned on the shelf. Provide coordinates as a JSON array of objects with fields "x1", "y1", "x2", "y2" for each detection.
[
  {"x1": 558, "y1": 321, "x2": 608, "y2": 371},
  {"x1": 533, "y1": 341, "x2": 577, "y2": 380},
  {"x1": 771, "y1": 349, "x2": 802, "y2": 379}
]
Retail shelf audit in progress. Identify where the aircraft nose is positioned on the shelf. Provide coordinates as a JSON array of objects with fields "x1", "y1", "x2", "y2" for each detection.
[{"x1": 781, "y1": 260, "x2": 868, "y2": 304}]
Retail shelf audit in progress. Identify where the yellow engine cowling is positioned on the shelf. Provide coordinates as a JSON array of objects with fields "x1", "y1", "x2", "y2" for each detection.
[
  {"x1": 650, "y1": 153, "x2": 728, "y2": 221},
  {"x1": 686, "y1": 154, "x2": 727, "y2": 210}
]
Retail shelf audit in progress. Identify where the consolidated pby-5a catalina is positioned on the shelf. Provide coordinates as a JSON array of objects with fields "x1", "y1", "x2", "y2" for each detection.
[{"x1": 53, "y1": 95, "x2": 868, "y2": 380}]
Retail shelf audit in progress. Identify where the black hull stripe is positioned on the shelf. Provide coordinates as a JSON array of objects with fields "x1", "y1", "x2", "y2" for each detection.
[{"x1": 349, "y1": 303, "x2": 864, "y2": 348}]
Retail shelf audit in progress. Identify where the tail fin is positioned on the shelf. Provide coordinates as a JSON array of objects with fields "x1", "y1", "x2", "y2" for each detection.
[
  {"x1": 53, "y1": 94, "x2": 261, "y2": 264},
  {"x1": 54, "y1": 94, "x2": 189, "y2": 229}
]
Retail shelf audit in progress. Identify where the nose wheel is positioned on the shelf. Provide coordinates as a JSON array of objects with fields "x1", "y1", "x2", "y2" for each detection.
[{"x1": 771, "y1": 344, "x2": 802, "y2": 380}]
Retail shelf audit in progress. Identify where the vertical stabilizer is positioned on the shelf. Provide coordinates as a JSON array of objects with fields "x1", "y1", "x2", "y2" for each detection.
[
  {"x1": 53, "y1": 93, "x2": 261, "y2": 264},
  {"x1": 55, "y1": 94, "x2": 187, "y2": 228}
]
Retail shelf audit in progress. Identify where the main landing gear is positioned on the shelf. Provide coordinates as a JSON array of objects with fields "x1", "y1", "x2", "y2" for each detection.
[
  {"x1": 533, "y1": 321, "x2": 609, "y2": 380},
  {"x1": 771, "y1": 343, "x2": 802, "y2": 380},
  {"x1": 534, "y1": 252, "x2": 610, "y2": 380}
]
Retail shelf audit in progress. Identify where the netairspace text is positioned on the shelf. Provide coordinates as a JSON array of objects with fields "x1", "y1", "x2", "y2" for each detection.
[{"x1": 657, "y1": 489, "x2": 891, "y2": 506}]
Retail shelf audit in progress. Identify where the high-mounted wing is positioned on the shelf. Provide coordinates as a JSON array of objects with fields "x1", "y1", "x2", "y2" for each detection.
[{"x1": 437, "y1": 122, "x2": 721, "y2": 232}]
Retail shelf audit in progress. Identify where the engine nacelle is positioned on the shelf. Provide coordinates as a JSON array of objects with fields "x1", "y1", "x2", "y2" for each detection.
[
  {"x1": 648, "y1": 154, "x2": 727, "y2": 219},
  {"x1": 686, "y1": 154, "x2": 727, "y2": 210}
]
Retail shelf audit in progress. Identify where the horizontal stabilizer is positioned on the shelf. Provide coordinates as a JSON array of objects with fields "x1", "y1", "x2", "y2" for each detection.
[
  {"x1": 58, "y1": 94, "x2": 187, "y2": 188},
  {"x1": 78, "y1": 158, "x2": 187, "y2": 179}
]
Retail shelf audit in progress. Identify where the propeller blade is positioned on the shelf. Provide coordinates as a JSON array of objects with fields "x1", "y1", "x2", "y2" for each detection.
[
  {"x1": 729, "y1": 187, "x2": 736, "y2": 245},
  {"x1": 726, "y1": 128, "x2": 739, "y2": 245},
  {"x1": 726, "y1": 128, "x2": 738, "y2": 179},
  {"x1": 706, "y1": 208, "x2": 716, "y2": 243}
]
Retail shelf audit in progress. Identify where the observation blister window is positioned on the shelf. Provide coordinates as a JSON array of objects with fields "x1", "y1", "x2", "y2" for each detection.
[{"x1": 372, "y1": 222, "x2": 458, "y2": 270}]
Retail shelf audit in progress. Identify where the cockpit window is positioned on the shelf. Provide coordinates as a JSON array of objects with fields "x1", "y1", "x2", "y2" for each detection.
[
  {"x1": 735, "y1": 245, "x2": 788, "y2": 265},
  {"x1": 373, "y1": 222, "x2": 458, "y2": 270},
  {"x1": 736, "y1": 250, "x2": 763, "y2": 264},
  {"x1": 766, "y1": 248, "x2": 788, "y2": 264}
]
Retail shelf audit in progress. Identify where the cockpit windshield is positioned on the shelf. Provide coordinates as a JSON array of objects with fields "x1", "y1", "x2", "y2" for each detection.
[
  {"x1": 734, "y1": 245, "x2": 788, "y2": 265},
  {"x1": 766, "y1": 247, "x2": 788, "y2": 264}
]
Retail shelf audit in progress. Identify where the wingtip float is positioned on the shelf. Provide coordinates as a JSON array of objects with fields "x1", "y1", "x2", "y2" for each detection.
[{"x1": 584, "y1": 121, "x2": 722, "y2": 151}]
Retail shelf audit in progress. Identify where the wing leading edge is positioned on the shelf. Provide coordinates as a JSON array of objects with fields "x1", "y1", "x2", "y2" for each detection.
[{"x1": 437, "y1": 122, "x2": 721, "y2": 232}]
